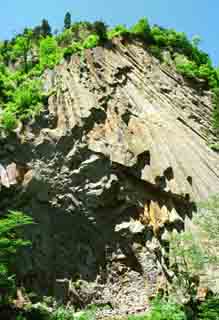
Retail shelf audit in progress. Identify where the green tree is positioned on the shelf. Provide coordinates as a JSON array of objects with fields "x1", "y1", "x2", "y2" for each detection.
[
  {"x1": 151, "y1": 26, "x2": 168, "y2": 46},
  {"x1": 64, "y1": 12, "x2": 71, "y2": 30},
  {"x1": 12, "y1": 30, "x2": 32, "y2": 72},
  {"x1": 41, "y1": 19, "x2": 52, "y2": 37},
  {"x1": 168, "y1": 196, "x2": 219, "y2": 305},
  {"x1": 0, "y1": 79, "x2": 44, "y2": 131},
  {"x1": 0, "y1": 41, "x2": 11, "y2": 65},
  {"x1": 107, "y1": 24, "x2": 130, "y2": 39},
  {"x1": 0, "y1": 211, "x2": 33, "y2": 304},
  {"x1": 32, "y1": 25, "x2": 43, "y2": 41},
  {"x1": 39, "y1": 36, "x2": 61, "y2": 70},
  {"x1": 93, "y1": 21, "x2": 108, "y2": 43},
  {"x1": 169, "y1": 231, "x2": 208, "y2": 300},
  {"x1": 56, "y1": 29, "x2": 73, "y2": 46},
  {"x1": 83, "y1": 34, "x2": 100, "y2": 49},
  {"x1": 131, "y1": 18, "x2": 151, "y2": 41}
]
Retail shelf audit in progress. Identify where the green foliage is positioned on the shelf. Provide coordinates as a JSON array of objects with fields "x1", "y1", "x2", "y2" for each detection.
[
  {"x1": 0, "y1": 79, "x2": 44, "y2": 131},
  {"x1": 7, "y1": 79, "x2": 43, "y2": 118},
  {"x1": 0, "y1": 211, "x2": 33, "y2": 303},
  {"x1": 50, "y1": 307, "x2": 74, "y2": 320},
  {"x1": 212, "y1": 88, "x2": 219, "y2": 135},
  {"x1": 41, "y1": 19, "x2": 52, "y2": 37},
  {"x1": 209, "y1": 142, "x2": 219, "y2": 151},
  {"x1": 0, "y1": 64, "x2": 14, "y2": 106},
  {"x1": 50, "y1": 307, "x2": 95, "y2": 320},
  {"x1": 11, "y1": 30, "x2": 33, "y2": 72},
  {"x1": 128, "y1": 298, "x2": 186, "y2": 320},
  {"x1": 16, "y1": 315, "x2": 27, "y2": 320},
  {"x1": 63, "y1": 42, "x2": 83, "y2": 60},
  {"x1": 107, "y1": 24, "x2": 130, "y2": 39},
  {"x1": 148, "y1": 45, "x2": 163, "y2": 60},
  {"x1": 0, "y1": 40, "x2": 12, "y2": 65},
  {"x1": 92, "y1": 21, "x2": 108, "y2": 43},
  {"x1": 174, "y1": 52, "x2": 219, "y2": 93},
  {"x1": 0, "y1": 109, "x2": 17, "y2": 131},
  {"x1": 175, "y1": 60, "x2": 198, "y2": 79},
  {"x1": 147, "y1": 298, "x2": 186, "y2": 320},
  {"x1": 169, "y1": 231, "x2": 208, "y2": 300},
  {"x1": 83, "y1": 34, "x2": 100, "y2": 49},
  {"x1": 195, "y1": 195, "x2": 219, "y2": 244},
  {"x1": 39, "y1": 36, "x2": 61, "y2": 70},
  {"x1": 198, "y1": 296, "x2": 219, "y2": 320},
  {"x1": 64, "y1": 12, "x2": 72, "y2": 30},
  {"x1": 57, "y1": 29, "x2": 73, "y2": 47},
  {"x1": 167, "y1": 196, "x2": 219, "y2": 304},
  {"x1": 71, "y1": 21, "x2": 94, "y2": 42},
  {"x1": 149, "y1": 25, "x2": 217, "y2": 93},
  {"x1": 32, "y1": 19, "x2": 52, "y2": 41},
  {"x1": 131, "y1": 18, "x2": 151, "y2": 40},
  {"x1": 151, "y1": 26, "x2": 168, "y2": 47}
]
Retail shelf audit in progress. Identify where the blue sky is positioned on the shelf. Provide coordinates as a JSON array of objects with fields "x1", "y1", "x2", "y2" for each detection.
[{"x1": 0, "y1": 0, "x2": 218, "y2": 65}]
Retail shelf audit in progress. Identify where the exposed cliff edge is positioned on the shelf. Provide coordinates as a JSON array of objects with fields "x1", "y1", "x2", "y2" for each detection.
[{"x1": 0, "y1": 38, "x2": 219, "y2": 314}]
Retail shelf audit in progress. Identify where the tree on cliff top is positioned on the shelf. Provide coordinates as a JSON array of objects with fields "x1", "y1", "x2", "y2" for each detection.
[{"x1": 64, "y1": 12, "x2": 72, "y2": 30}]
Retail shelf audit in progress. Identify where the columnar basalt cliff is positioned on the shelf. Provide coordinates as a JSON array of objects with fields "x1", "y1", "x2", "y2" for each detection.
[{"x1": 0, "y1": 38, "x2": 219, "y2": 313}]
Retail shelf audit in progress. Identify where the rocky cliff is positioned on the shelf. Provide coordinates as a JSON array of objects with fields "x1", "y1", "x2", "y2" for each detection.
[{"x1": 1, "y1": 38, "x2": 219, "y2": 314}]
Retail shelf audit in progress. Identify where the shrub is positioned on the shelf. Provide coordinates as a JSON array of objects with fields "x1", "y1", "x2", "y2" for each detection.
[
  {"x1": 147, "y1": 298, "x2": 186, "y2": 320},
  {"x1": 128, "y1": 298, "x2": 186, "y2": 320},
  {"x1": 107, "y1": 24, "x2": 130, "y2": 39},
  {"x1": 56, "y1": 29, "x2": 73, "y2": 47},
  {"x1": 0, "y1": 40, "x2": 12, "y2": 66},
  {"x1": 167, "y1": 196, "x2": 219, "y2": 304},
  {"x1": 0, "y1": 79, "x2": 44, "y2": 132},
  {"x1": 0, "y1": 66, "x2": 14, "y2": 106},
  {"x1": 92, "y1": 21, "x2": 108, "y2": 43},
  {"x1": 11, "y1": 31, "x2": 33, "y2": 73},
  {"x1": 198, "y1": 296, "x2": 219, "y2": 320},
  {"x1": 151, "y1": 26, "x2": 168, "y2": 47},
  {"x1": 71, "y1": 22, "x2": 94, "y2": 42},
  {"x1": 63, "y1": 42, "x2": 83, "y2": 60},
  {"x1": 166, "y1": 30, "x2": 190, "y2": 52},
  {"x1": 83, "y1": 34, "x2": 100, "y2": 49},
  {"x1": 195, "y1": 195, "x2": 219, "y2": 243},
  {"x1": 39, "y1": 36, "x2": 61, "y2": 70},
  {"x1": 212, "y1": 88, "x2": 219, "y2": 135},
  {"x1": 63, "y1": 47, "x2": 74, "y2": 60},
  {"x1": 50, "y1": 307, "x2": 74, "y2": 320},
  {"x1": 148, "y1": 45, "x2": 163, "y2": 60},
  {"x1": 0, "y1": 211, "x2": 33, "y2": 304},
  {"x1": 175, "y1": 60, "x2": 198, "y2": 79},
  {"x1": 0, "y1": 109, "x2": 17, "y2": 131},
  {"x1": 7, "y1": 79, "x2": 43, "y2": 120},
  {"x1": 131, "y1": 18, "x2": 151, "y2": 41}
]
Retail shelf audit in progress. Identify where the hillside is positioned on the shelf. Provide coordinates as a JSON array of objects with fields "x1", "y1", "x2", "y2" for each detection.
[{"x1": 0, "y1": 17, "x2": 219, "y2": 319}]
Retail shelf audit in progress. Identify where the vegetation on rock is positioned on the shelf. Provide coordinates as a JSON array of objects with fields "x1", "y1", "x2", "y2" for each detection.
[
  {"x1": 0, "y1": 15, "x2": 218, "y2": 136},
  {"x1": 0, "y1": 211, "x2": 33, "y2": 304}
]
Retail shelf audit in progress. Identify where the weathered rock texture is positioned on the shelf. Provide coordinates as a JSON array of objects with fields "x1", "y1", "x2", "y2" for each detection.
[{"x1": 1, "y1": 38, "x2": 219, "y2": 314}]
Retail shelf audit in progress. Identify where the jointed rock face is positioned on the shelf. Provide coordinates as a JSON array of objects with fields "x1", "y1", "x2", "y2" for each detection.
[{"x1": 0, "y1": 38, "x2": 219, "y2": 313}]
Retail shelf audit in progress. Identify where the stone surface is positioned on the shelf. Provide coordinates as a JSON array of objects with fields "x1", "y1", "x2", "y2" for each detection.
[{"x1": 0, "y1": 39, "x2": 219, "y2": 314}]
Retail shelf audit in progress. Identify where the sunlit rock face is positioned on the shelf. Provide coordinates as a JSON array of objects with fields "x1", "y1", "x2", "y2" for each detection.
[{"x1": 1, "y1": 38, "x2": 219, "y2": 313}]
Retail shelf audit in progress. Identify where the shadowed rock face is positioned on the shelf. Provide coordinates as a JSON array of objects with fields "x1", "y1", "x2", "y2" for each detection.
[{"x1": 0, "y1": 38, "x2": 219, "y2": 313}]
